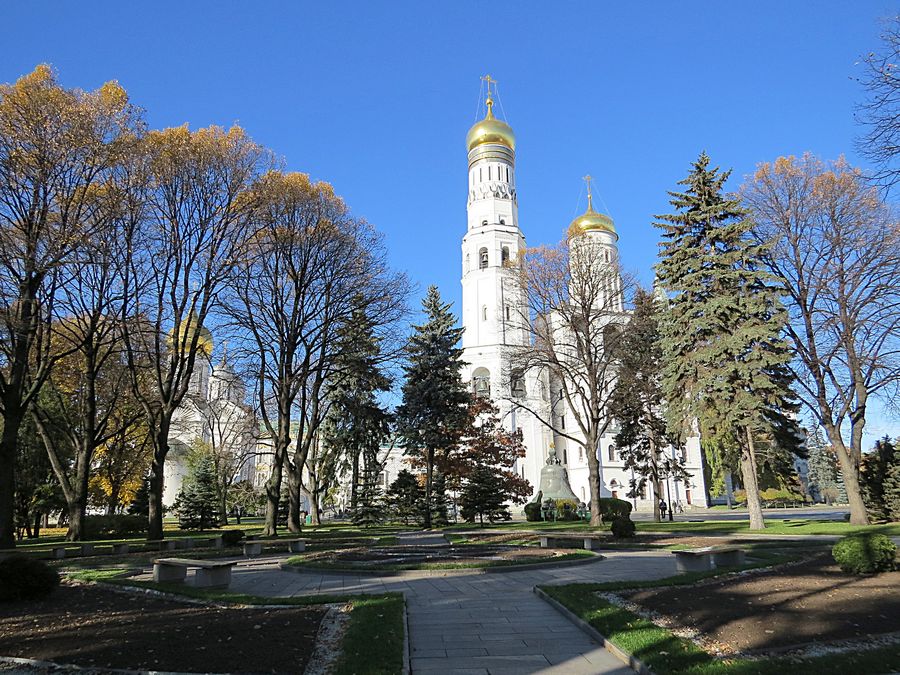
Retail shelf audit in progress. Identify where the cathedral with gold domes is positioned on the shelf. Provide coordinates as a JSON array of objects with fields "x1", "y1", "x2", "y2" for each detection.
[{"x1": 459, "y1": 77, "x2": 707, "y2": 511}]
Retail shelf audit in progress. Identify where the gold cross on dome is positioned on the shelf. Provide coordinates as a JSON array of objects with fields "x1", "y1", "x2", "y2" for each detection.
[
  {"x1": 583, "y1": 174, "x2": 594, "y2": 210},
  {"x1": 481, "y1": 74, "x2": 497, "y2": 97}
]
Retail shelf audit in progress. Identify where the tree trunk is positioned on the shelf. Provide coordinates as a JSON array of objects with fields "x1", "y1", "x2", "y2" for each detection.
[
  {"x1": 147, "y1": 418, "x2": 171, "y2": 541},
  {"x1": 585, "y1": 437, "x2": 603, "y2": 526},
  {"x1": 742, "y1": 427, "x2": 765, "y2": 531},
  {"x1": 652, "y1": 477, "x2": 662, "y2": 522},
  {"x1": 307, "y1": 485, "x2": 320, "y2": 526},
  {"x1": 220, "y1": 490, "x2": 229, "y2": 527},
  {"x1": 287, "y1": 467, "x2": 303, "y2": 533},
  {"x1": 0, "y1": 410, "x2": 23, "y2": 549},
  {"x1": 824, "y1": 427, "x2": 869, "y2": 525},
  {"x1": 350, "y1": 449, "x2": 360, "y2": 513},
  {"x1": 32, "y1": 512, "x2": 41, "y2": 539},
  {"x1": 424, "y1": 447, "x2": 434, "y2": 529}
]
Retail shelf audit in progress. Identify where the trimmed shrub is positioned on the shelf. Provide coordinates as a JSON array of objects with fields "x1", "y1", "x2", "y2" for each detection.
[
  {"x1": 221, "y1": 529, "x2": 245, "y2": 547},
  {"x1": 84, "y1": 514, "x2": 146, "y2": 538},
  {"x1": 598, "y1": 498, "x2": 632, "y2": 521},
  {"x1": 524, "y1": 502, "x2": 542, "y2": 522},
  {"x1": 832, "y1": 533, "x2": 897, "y2": 574},
  {"x1": 611, "y1": 517, "x2": 636, "y2": 539},
  {"x1": 554, "y1": 499, "x2": 579, "y2": 521},
  {"x1": 0, "y1": 556, "x2": 60, "y2": 601}
]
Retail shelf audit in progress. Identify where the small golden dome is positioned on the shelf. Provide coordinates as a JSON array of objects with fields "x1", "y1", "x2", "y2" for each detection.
[
  {"x1": 168, "y1": 311, "x2": 214, "y2": 357},
  {"x1": 568, "y1": 178, "x2": 616, "y2": 237},
  {"x1": 466, "y1": 97, "x2": 515, "y2": 152}
]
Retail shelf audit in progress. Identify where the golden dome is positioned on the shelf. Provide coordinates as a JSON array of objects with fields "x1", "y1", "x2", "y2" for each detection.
[
  {"x1": 168, "y1": 311, "x2": 214, "y2": 357},
  {"x1": 466, "y1": 97, "x2": 515, "y2": 152},
  {"x1": 568, "y1": 176, "x2": 616, "y2": 237}
]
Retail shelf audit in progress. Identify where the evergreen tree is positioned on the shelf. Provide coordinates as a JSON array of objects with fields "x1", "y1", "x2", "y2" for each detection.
[
  {"x1": 806, "y1": 428, "x2": 846, "y2": 505},
  {"x1": 351, "y1": 464, "x2": 384, "y2": 528},
  {"x1": 173, "y1": 454, "x2": 220, "y2": 531},
  {"x1": 385, "y1": 469, "x2": 423, "y2": 525},
  {"x1": 430, "y1": 472, "x2": 451, "y2": 527},
  {"x1": 395, "y1": 286, "x2": 470, "y2": 528},
  {"x1": 127, "y1": 477, "x2": 151, "y2": 517},
  {"x1": 860, "y1": 436, "x2": 899, "y2": 521},
  {"x1": 460, "y1": 466, "x2": 510, "y2": 526},
  {"x1": 609, "y1": 288, "x2": 688, "y2": 522},
  {"x1": 321, "y1": 306, "x2": 392, "y2": 514},
  {"x1": 655, "y1": 153, "x2": 801, "y2": 530}
]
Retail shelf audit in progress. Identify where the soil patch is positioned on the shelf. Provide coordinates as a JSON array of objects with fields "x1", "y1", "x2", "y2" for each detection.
[
  {"x1": 622, "y1": 554, "x2": 900, "y2": 654},
  {"x1": 300, "y1": 543, "x2": 579, "y2": 569},
  {"x1": 0, "y1": 583, "x2": 325, "y2": 673}
]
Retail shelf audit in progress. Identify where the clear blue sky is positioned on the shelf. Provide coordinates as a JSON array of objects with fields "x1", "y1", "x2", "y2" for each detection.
[{"x1": 2, "y1": 1, "x2": 896, "y2": 441}]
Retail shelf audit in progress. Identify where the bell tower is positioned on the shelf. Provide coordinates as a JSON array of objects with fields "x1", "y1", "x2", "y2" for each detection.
[{"x1": 460, "y1": 76, "x2": 527, "y2": 400}]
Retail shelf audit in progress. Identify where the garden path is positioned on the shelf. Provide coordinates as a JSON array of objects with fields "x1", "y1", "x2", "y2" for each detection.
[{"x1": 225, "y1": 544, "x2": 677, "y2": 674}]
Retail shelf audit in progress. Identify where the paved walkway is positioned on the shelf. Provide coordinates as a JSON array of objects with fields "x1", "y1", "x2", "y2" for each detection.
[{"x1": 217, "y1": 541, "x2": 677, "y2": 674}]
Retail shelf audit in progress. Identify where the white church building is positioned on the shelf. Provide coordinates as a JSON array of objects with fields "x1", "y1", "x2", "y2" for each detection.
[{"x1": 458, "y1": 80, "x2": 707, "y2": 511}]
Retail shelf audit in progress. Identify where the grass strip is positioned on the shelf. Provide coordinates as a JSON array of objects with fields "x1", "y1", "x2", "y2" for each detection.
[{"x1": 540, "y1": 583, "x2": 900, "y2": 674}]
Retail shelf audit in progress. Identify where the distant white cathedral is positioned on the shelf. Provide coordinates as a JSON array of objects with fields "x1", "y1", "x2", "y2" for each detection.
[{"x1": 459, "y1": 78, "x2": 707, "y2": 510}]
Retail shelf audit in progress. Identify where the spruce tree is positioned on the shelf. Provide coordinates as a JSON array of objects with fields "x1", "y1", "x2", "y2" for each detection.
[
  {"x1": 352, "y1": 464, "x2": 384, "y2": 528},
  {"x1": 395, "y1": 286, "x2": 470, "y2": 528},
  {"x1": 860, "y1": 436, "x2": 898, "y2": 521},
  {"x1": 655, "y1": 153, "x2": 800, "y2": 530},
  {"x1": 385, "y1": 469, "x2": 423, "y2": 525},
  {"x1": 173, "y1": 454, "x2": 220, "y2": 531},
  {"x1": 609, "y1": 288, "x2": 688, "y2": 522},
  {"x1": 460, "y1": 466, "x2": 509, "y2": 526},
  {"x1": 430, "y1": 472, "x2": 451, "y2": 527},
  {"x1": 321, "y1": 306, "x2": 392, "y2": 513},
  {"x1": 806, "y1": 427, "x2": 845, "y2": 504}
]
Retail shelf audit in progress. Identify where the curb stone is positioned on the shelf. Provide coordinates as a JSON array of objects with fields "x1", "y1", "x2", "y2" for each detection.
[
  {"x1": 533, "y1": 586, "x2": 653, "y2": 675},
  {"x1": 401, "y1": 600, "x2": 410, "y2": 675}
]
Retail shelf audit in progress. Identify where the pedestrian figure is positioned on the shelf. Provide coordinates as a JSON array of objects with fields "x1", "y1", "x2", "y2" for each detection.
[{"x1": 659, "y1": 499, "x2": 668, "y2": 518}]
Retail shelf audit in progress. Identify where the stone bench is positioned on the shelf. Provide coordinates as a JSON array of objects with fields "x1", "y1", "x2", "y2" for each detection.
[
  {"x1": 540, "y1": 535, "x2": 603, "y2": 551},
  {"x1": 243, "y1": 538, "x2": 305, "y2": 556},
  {"x1": 146, "y1": 539, "x2": 178, "y2": 551},
  {"x1": 673, "y1": 546, "x2": 746, "y2": 573},
  {"x1": 112, "y1": 543, "x2": 130, "y2": 554},
  {"x1": 153, "y1": 558, "x2": 235, "y2": 588}
]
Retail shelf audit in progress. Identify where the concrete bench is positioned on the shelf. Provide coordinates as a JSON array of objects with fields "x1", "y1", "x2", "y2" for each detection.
[
  {"x1": 111, "y1": 543, "x2": 130, "y2": 554},
  {"x1": 540, "y1": 535, "x2": 602, "y2": 551},
  {"x1": 153, "y1": 558, "x2": 235, "y2": 588},
  {"x1": 51, "y1": 546, "x2": 67, "y2": 559},
  {"x1": 673, "y1": 546, "x2": 746, "y2": 573},
  {"x1": 243, "y1": 538, "x2": 305, "y2": 556},
  {"x1": 146, "y1": 539, "x2": 178, "y2": 551}
]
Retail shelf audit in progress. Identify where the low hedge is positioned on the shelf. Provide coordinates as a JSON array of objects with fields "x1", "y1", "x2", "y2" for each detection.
[
  {"x1": 84, "y1": 514, "x2": 147, "y2": 538},
  {"x1": 832, "y1": 533, "x2": 897, "y2": 574},
  {"x1": 611, "y1": 516, "x2": 636, "y2": 538},
  {"x1": 0, "y1": 555, "x2": 60, "y2": 601},
  {"x1": 598, "y1": 497, "x2": 632, "y2": 521}
]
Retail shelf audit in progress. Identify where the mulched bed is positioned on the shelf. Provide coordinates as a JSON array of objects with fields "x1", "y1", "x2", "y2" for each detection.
[
  {"x1": 0, "y1": 583, "x2": 325, "y2": 673},
  {"x1": 302, "y1": 543, "x2": 576, "y2": 568},
  {"x1": 622, "y1": 554, "x2": 900, "y2": 654}
]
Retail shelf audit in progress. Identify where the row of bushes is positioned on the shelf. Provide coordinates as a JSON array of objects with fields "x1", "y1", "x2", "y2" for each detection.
[
  {"x1": 832, "y1": 533, "x2": 897, "y2": 574},
  {"x1": 524, "y1": 497, "x2": 633, "y2": 522}
]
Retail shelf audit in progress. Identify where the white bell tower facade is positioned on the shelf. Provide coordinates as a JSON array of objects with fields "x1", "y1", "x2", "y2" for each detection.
[{"x1": 460, "y1": 77, "x2": 551, "y2": 489}]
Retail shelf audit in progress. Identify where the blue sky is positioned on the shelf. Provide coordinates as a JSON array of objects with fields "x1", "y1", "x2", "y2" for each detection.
[{"x1": 1, "y1": 1, "x2": 897, "y2": 441}]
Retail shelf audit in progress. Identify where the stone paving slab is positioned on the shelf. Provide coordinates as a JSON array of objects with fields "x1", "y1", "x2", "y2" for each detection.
[{"x1": 218, "y1": 547, "x2": 676, "y2": 674}]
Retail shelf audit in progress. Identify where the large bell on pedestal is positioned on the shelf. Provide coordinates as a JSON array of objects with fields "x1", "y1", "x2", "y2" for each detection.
[{"x1": 530, "y1": 446, "x2": 579, "y2": 504}]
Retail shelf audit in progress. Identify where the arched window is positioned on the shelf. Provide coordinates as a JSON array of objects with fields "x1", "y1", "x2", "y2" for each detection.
[
  {"x1": 465, "y1": 253, "x2": 470, "y2": 272},
  {"x1": 479, "y1": 247, "x2": 488, "y2": 269},
  {"x1": 505, "y1": 305, "x2": 511, "y2": 321},
  {"x1": 608, "y1": 444, "x2": 617, "y2": 462},
  {"x1": 482, "y1": 306, "x2": 488, "y2": 321},
  {"x1": 510, "y1": 371, "x2": 526, "y2": 398},
  {"x1": 501, "y1": 246, "x2": 510, "y2": 264},
  {"x1": 472, "y1": 367, "x2": 491, "y2": 398},
  {"x1": 499, "y1": 218, "x2": 506, "y2": 226},
  {"x1": 481, "y1": 220, "x2": 488, "y2": 227}
]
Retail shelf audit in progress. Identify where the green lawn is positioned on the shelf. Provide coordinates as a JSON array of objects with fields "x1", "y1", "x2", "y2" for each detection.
[
  {"x1": 285, "y1": 549, "x2": 596, "y2": 571},
  {"x1": 66, "y1": 571, "x2": 405, "y2": 675},
  {"x1": 541, "y1": 582, "x2": 900, "y2": 674}
]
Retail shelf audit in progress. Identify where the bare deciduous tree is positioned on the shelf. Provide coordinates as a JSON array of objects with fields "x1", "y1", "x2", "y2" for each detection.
[
  {"x1": 0, "y1": 66, "x2": 140, "y2": 547},
  {"x1": 742, "y1": 154, "x2": 900, "y2": 524},
  {"x1": 511, "y1": 235, "x2": 633, "y2": 526},
  {"x1": 121, "y1": 125, "x2": 267, "y2": 540},
  {"x1": 856, "y1": 15, "x2": 900, "y2": 190},
  {"x1": 224, "y1": 171, "x2": 408, "y2": 536}
]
